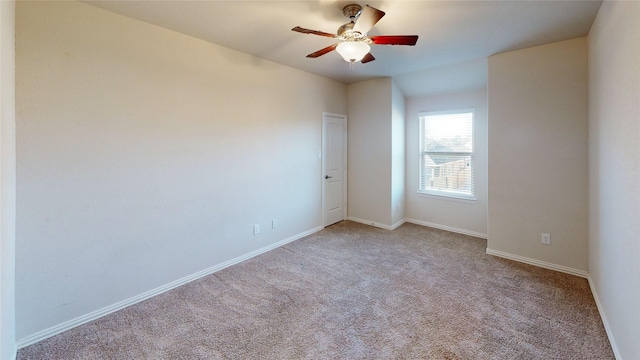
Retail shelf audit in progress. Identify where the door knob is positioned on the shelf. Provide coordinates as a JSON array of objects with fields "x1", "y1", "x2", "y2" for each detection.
[{"x1": 325, "y1": 175, "x2": 332, "y2": 179}]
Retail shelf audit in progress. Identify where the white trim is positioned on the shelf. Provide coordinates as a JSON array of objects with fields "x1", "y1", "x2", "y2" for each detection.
[
  {"x1": 405, "y1": 218, "x2": 488, "y2": 239},
  {"x1": 390, "y1": 219, "x2": 406, "y2": 230},
  {"x1": 418, "y1": 108, "x2": 477, "y2": 117},
  {"x1": 16, "y1": 226, "x2": 323, "y2": 349},
  {"x1": 346, "y1": 217, "x2": 396, "y2": 230},
  {"x1": 345, "y1": 217, "x2": 487, "y2": 239},
  {"x1": 339, "y1": 218, "x2": 620, "y2": 358},
  {"x1": 321, "y1": 112, "x2": 346, "y2": 119},
  {"x1": 485, "y1": 248, "x2": 588, "y2": 278},
  {"x1": 418, "y1": 109, "x2": 476, "y2": 200},
  {"x1": 587, "y1": 276, "x2": 621, "y2": 360},
  {"x1": 416, "y1": 191, "x2": 478, "y2": 204}
]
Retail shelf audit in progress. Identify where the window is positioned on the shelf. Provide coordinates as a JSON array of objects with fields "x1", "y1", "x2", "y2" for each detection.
[{"x1": 419, "y1": 110, "x2": 475, "y2": 200}]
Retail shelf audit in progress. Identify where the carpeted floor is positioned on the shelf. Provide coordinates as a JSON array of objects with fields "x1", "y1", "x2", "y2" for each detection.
[{"x1": 18, "y1": 221, "x2": 614, "y2": 359}]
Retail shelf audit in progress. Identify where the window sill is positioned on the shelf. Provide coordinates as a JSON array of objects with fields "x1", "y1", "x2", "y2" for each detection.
[{"x1": 417, "y1": 191, "x2": 477, "y2": 204}]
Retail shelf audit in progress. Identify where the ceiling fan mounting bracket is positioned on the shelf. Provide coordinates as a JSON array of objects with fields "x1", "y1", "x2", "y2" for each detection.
[{"x1": 342, "y1": 4, "x2": 362, "y2": 21}]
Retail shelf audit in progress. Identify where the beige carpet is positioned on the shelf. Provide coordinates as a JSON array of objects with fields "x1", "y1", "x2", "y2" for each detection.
[{"x1": 18, "y1": 221, "x2": 613, "y2": 359}]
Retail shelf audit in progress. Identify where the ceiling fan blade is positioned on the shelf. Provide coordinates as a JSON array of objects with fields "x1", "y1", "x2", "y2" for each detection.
[
  {"x1": 352, "y1": 5, "x2": 385, "y2": 35},
  {"x1": 306, "y1": 43, "x2": 339, "y2": 58},
  {"x1": 370, "y1": 35, "x2": 419, "y2": 46},
  {"x1": 292, "y1": 26, "x2": 339, "y2": 38},
  {"x1": 361, "y1": 53, "x2": 375, "y2": 64}
]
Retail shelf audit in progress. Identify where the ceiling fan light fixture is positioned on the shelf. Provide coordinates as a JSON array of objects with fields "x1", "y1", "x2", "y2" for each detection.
[
  {"x1": 293, "y1": 4, "x2": 417, "y2": 66},
  {"x1": 336, "y1": 41, "x2": 370, "y2": 63}
]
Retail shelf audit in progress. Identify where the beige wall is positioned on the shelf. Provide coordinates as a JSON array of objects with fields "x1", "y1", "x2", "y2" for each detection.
[
  {"x1": 0, "y1": 1, "x2": 16, "y2": 358},
  {"x1": 16, "y1": 1, "x2": 346, "y2": 342},
  {"x1": 588, "y1": 1, "x2": 640, "y2": 358},
  {"x1": 15, "y1": 1, "x2": 636, "y2": 356},
  {"x1": 405, "y1": 89, "x2": 488, "y2": 237},
  {"x1": 346, "y1": 78, "x2": 394, "y2": 227},
  {"x1": 487, "y1": 38, "x2": 588, "y2": 273}
]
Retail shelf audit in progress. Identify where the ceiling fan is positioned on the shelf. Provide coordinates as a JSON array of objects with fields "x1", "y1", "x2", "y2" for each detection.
[{"x1": 292, "y1": 4, "x2": 418, "y2": 67}]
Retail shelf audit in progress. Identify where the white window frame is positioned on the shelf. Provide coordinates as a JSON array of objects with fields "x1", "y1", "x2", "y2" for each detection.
[{"x1": 418, "y1": 109, "x2": 476, "y2": 201}]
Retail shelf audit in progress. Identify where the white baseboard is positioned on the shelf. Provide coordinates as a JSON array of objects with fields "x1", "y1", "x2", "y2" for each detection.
[
  {"x1": 346, "y1": 216, "x2": 398, "y2": 230},
  {"x1": 485, "y1": 248, "x2": 588, "y2": 278},
  {"x1": 486, "y1": 250, "x2": 620, "y2": 357},
  {"x1": 587, "y1": 276, "x2": 621, "y2": 359},
  {"x1": 345, "y1": 217, "x2": 487, "y2": 239},
  {"x1": 18, "y1": 223, "x2": 617, "y2": 359},
  {"x1": 404, "y1": 218, "x2": 488, "y2": 239},
  {"x1": 16, "y1": 226, "x2": 323, "y2": 349},
  {"x1": 390, "y1": 219, "x2": 405, "y2": 230}
]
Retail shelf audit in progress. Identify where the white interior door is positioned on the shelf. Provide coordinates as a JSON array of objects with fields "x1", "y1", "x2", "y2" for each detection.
[{"x1": 322, "y1": 112, "x2": 347, "y2": 227}]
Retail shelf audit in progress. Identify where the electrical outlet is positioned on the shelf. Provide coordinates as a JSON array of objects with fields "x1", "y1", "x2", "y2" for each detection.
[
  {"x1": 253, "y1": 224, "x2": 260, "y2": 235},
  {"x1": 541, "y1": 233, "x2": 551, "y2": 245},
  {"x1": 272, "y1": 219, "x2": 277, "y2": 229}
]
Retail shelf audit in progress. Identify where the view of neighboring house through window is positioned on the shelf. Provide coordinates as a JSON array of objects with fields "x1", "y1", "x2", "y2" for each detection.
[{"x1": 419, "y1": 110, "x2": 475, "y2": 200}]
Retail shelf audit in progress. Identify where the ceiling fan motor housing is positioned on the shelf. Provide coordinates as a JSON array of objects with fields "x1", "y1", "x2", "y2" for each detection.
[
  {"x1": 338, "y1": 22, "x2": 355, "y2": 37},
  {"x1": 339, "y1": 4, "x2": 364, "y2": 39}
]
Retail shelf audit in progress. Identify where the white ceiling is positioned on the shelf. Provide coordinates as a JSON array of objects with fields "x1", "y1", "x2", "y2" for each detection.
[{"x1": 84, "y1": 0, "x2": 601, "y2": 96}]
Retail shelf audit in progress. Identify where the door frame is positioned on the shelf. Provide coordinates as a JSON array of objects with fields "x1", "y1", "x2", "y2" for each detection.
[{"x1": 321, "y1": 112, "x2": 347, "y2": 227}]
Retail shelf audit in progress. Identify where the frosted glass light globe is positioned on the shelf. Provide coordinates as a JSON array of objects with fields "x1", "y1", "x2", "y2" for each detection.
[{"x1": 336, "y1": 41, "x2": 370, "y2": 63}]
